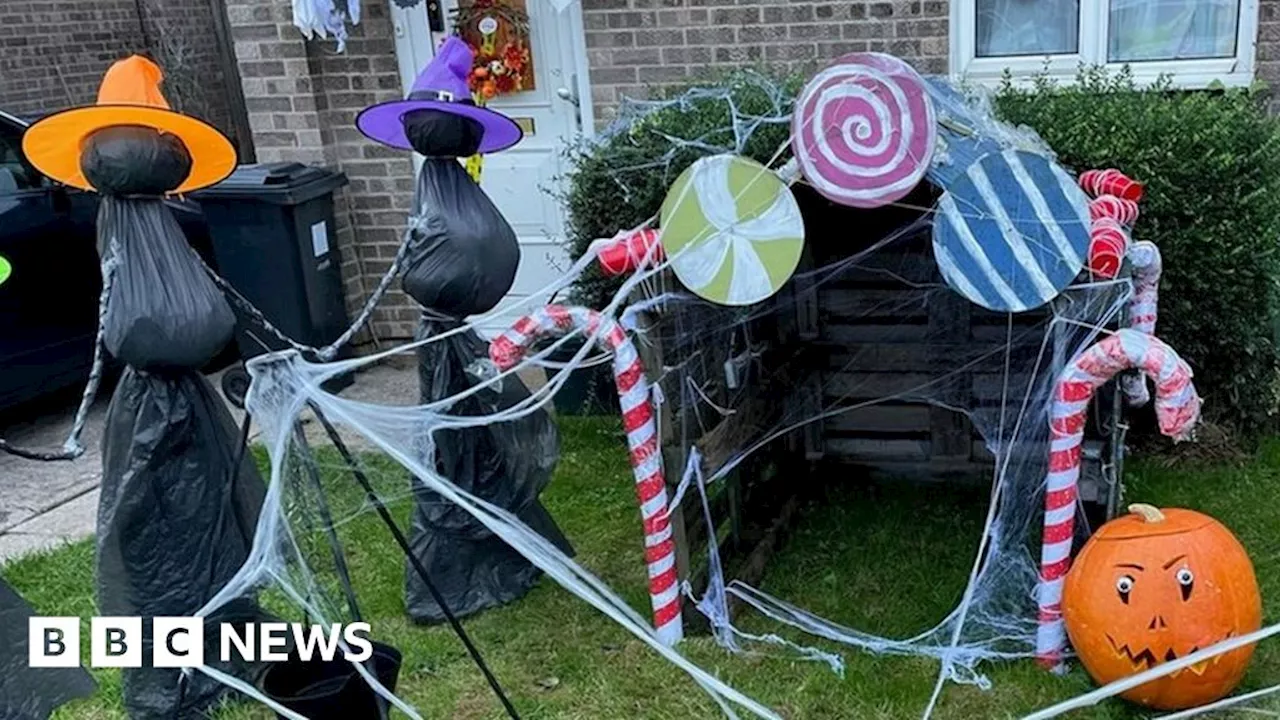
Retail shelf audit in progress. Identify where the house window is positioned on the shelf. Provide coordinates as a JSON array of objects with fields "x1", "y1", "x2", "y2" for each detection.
[{"x1": 953, "y1": 0, "x2": 1258, "y2": 88}]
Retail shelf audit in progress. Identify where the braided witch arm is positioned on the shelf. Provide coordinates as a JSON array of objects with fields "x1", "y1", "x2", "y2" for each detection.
[{"x1": 188, "y1": 214, "x2": 425, "y2": 362}]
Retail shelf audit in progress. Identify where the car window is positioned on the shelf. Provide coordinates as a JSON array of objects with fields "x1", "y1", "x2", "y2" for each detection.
[{"x1": 0, "y1": 119, "x2": 47, "y2": 192}]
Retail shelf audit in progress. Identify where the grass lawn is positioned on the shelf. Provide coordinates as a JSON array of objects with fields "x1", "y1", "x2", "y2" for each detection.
[{"x1": 6, "y1": 416, "x2": 1280, "y2": 719}]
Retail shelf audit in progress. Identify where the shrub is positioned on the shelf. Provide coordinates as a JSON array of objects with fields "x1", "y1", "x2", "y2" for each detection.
[
  {"x1": 561, "y1": 70, "x2": 803, "y2": 311},
  {"x1": 562, "y1": 66, "x2": 1280, "y2": 434},
  {"x1": 995, "y1": 69, "x2": 1280, "y2": 434}
]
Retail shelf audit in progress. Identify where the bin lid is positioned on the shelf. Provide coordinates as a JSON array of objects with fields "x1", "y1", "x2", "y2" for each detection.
[{"x1": 192, "y1": 162, "x2": 349, "y2": 205}]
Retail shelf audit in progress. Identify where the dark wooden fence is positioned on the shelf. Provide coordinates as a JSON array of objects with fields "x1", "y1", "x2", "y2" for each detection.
[{"x1": 637, "y1": 183, "x2": 1125, "y2": 632}]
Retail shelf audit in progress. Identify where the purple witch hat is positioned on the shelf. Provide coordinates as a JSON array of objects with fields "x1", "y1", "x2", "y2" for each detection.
[{"x1": 356, "y1": 36, "x2": 522, "y2": 154}]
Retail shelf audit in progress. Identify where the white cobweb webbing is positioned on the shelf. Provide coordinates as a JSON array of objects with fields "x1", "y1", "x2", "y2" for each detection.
[{"x1": 179, "y1": 71, "x2": 1278, "y2": 719}]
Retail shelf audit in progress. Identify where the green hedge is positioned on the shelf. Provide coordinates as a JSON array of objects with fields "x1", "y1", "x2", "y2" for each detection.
[
  {"x1": 563, "y1": 67, "x2": 1280, "y2": 433},
  {"x1": 995, "y1": 69, "x2": 1280, "y2": 433},
  {"x1": 561, "y1": 71, "x2": 803, "y2": 311}
]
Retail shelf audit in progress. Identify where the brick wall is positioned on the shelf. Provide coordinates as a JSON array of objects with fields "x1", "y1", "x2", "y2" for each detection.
[
  {"x1": 1258, "y1": 0, "x2": 1280, "y2": 112},
  {"x1": 226, "y1": 0, "x2": 421, "y2": 343},
  {"x1": 582, "y1": 0, "x2": 950, "y2": 124},
  {"x1": 0, "y1": 0, "x2": 241, "y2": 149},
  {"x1": 0, "y1": 0, "x2": 144, "y2": 119},
  {"x1": 138, "y1": 0, "x2": 239, "y2": 144},
  {"x1": 584, "y1": 0, "x2": 1280, "y2": 123},
  {"x1": 219, "y1": 0, "x2": 1280, "y2": 347}
]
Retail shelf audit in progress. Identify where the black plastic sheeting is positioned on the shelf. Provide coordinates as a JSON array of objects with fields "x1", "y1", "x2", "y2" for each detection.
[
  {"x1": 98, "y1": 197, "x2": 236, "y2": 370},
  {"x1": 90, "y1": 146, "x2": 268, "y2": 717},
  {"x1": 98, "y1": 370, "x2": 269, "y2": 718},
  {"x1": 401, "y1": 158, "x2": 518, "y2": 318},
  {"x1": 81, "y1": 126, "x2": 194, "y2": 197},
  {"x1": 0, "y1": 578, "x2": 96, "y2": 719},
  {"x1": 404, "y1": 110, "x2": 483, "y2": 159},
  {"x1": 398, "y1": 136, "x2": 571, "y2": 623},
  {"x1": 405, "y1": 320, "x2": 573, "y2": 622}
]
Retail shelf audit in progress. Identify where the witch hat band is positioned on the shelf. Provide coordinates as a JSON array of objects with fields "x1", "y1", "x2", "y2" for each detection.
[
  {"x1": 356, "y1": 36, "x2": 522, "y2": 154},
  {"x1": 22, "y1": 55, "x2": 235, "y2": 195}
]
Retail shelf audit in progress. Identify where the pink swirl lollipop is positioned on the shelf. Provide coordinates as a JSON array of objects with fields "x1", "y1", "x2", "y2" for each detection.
[{"x1": 791, "y1": 52, "x2": 936, "y2": 209}]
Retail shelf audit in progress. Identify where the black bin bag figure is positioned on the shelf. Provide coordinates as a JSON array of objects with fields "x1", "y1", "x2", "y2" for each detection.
[
  {"x1": 0, "y1": 578, "x2": 97, "y2": 719},
  {"x1": 21, "y1": 56, "x2": 268, "y2": 718},
  {"x1": 355, "y1": 36, "x2": 573, "y2": 623}
]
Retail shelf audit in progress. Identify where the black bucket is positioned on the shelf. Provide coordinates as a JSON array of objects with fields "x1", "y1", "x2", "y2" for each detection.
[{"x1": 259, "y1": 641, "x2": 402, "y2": 719}]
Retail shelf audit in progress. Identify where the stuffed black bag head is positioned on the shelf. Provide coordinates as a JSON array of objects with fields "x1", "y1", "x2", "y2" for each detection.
[
  {"x1": 80, "y1": 125, "x2": 193, "y2": 196},
  {"x1": 79, "y1": 127, "x2": 235, "y2": 369},
  {"x1": 402, "y1": 110, "x2": 484, "y2": 159}
]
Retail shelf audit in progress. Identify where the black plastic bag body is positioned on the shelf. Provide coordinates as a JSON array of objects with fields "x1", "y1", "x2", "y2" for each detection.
[
  {"x1": 98, "y1": 197, "x2": 236, "y2": 369},
  {"x1": 400, "y1": 159, "x2": 519, "y2": 318},
  {"x1": 93, "y1": 193, "x2": 267, "y2": 718},
  {"x1": 97, "y1": 369, "x2": 267, "y2": 719},
  {"x1": 405, "y1": 319, "x2": 572, "y2": 623},
  {"x1": 0, "y1": 578, "x2": 96, "y2": 719}
]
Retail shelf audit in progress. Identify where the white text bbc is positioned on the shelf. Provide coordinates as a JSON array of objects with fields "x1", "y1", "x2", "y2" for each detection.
[{"x1": 29, "y1": 618, "x2": 373, "y2": 668}]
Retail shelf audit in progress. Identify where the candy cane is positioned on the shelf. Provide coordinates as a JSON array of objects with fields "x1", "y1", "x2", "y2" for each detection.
[
  {"x1": 489, "y1": 305, "x2": 683, "y2": 646},
  {"x1": 1036, "y1": 329, "x2": 1201, "y2": 669},
  {"x1": 597, "y1": 228, "x2": 664, "y2": 276},
  {"x1": 1087, "y1": 217, "x2": 1129, "y2": 279},
  {"x1": 1079, "y1": 168, "x2": 1144, "y2": 202},
  {"x1": 1121, "y1": 241, "x2": 1162, "y2": 407},
  {"x1": 1089, "y1": 195, "x2": 1139, "y2": 226}
]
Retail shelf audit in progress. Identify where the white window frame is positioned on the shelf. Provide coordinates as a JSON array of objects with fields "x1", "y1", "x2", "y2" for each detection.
[{"x1": 950, "y1": 0, "x2": 1261, "y2": 89}]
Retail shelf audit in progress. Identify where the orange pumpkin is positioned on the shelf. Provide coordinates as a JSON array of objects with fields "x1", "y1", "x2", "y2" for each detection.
[{"x1": 1062, "y1": 503, "x2": 1262, "y2": 710}]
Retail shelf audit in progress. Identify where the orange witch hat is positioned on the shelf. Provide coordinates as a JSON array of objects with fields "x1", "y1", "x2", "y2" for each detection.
[{"x1": 22, "y1": 55, "x2": 235, "y2": 194}]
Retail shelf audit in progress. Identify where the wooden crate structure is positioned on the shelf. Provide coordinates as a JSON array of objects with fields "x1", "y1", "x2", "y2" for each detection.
[{"x1": 634, "y1": 184, "x2": 1127, "y2": 632}]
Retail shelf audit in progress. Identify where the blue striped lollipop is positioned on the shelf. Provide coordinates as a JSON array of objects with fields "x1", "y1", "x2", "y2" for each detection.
[{"x1": 932, "y1": 149, "x2": 1091, "y2": 313}]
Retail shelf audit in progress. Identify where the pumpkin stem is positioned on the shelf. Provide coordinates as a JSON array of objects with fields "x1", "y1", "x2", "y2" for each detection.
[{"x1": 1128, "y1": 503, "x2": 1166, "y2": 523}]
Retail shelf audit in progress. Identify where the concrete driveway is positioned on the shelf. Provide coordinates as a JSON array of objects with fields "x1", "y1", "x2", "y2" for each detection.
[
  {"x1": 0, "y1": 361, "x2": 412, "y2": 564},
  {"x1": 0, "y1": 358, "x2": 548, "y2": 564},
  {"x1": 0, "y1": 389, "x2": 107, "y2": 562}
]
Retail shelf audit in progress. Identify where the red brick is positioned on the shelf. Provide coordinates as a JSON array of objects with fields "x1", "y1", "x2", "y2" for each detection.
[{"x1": 1, "y1": 0, "x2": 238, "y2": 150}]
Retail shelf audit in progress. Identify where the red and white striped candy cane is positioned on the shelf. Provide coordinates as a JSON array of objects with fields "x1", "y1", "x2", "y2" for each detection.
[
  {"x1": 1079, "y1": 168, "x2": 1144, "y2": 202},
  {"x1": 1089, "y1": 195, "x2": 1139, "y2": 226},
  {"x1": 1087, "y1": 217, "x2": 1129, "y2": 279},
  {"x1": 1036, "y1": 329, "x2": 1201, "y2": 669},
  {"x1": 1121, "y1": 241, "x2": 1162, "y2": 407},
  {"x1": 489, "y1": 304, "x2": 683, "y2": 646}
]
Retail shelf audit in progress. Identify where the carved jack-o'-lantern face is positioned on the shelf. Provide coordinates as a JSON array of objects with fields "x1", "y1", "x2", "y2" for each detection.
[{"x1": 1062, "y1": 504, "x2": 1262, "y2": 710}]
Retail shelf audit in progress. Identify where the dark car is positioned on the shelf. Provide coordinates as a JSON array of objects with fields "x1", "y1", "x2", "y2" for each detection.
[{"x1": 0, "y1": 110, "x2": 228, "y2": 412}]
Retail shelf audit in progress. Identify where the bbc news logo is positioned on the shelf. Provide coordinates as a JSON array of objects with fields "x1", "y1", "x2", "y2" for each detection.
[{"x1": 29, "y1": 617, "x2": 373, "y2": 668}]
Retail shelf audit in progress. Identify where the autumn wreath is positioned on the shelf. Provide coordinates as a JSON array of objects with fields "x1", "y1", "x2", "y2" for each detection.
[{"x1": 450, "y1": 0, "x2": 533, "y2": 101}]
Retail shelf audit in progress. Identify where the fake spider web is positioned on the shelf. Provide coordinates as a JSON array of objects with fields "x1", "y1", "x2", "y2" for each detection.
[{"x1": 185, "y1": 69, "x2": 1280, "y2": 720}]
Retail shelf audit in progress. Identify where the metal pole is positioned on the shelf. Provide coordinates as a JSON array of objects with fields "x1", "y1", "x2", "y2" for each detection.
[{"x1": 305, "y1": 401, "x2": 521, "y2": 720}]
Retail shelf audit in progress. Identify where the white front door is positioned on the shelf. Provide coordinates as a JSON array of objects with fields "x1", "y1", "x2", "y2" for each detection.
[{"x1": 388, "y1": 0, "x2": 592, "y2": 336}]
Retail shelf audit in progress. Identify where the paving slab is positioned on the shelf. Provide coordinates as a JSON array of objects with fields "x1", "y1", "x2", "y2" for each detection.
[
  {"x1": 0, "y1": 394, "x2": 107, "y2": 534},
  {"x1": 0, "y1": 489, "x2": 98, "y2": 562},
  {"x1": 0, "y1": 358, "x2": 549, "y2": 564}
]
